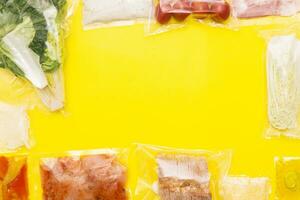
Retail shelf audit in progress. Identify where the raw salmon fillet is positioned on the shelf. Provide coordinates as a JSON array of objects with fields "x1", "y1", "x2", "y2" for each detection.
[
  {"x1": 40, "y1": 154, "x2": 127, "y2": 200},
  {"x1": 157, "y1": 155, "x2": 211, "y2": 200}
]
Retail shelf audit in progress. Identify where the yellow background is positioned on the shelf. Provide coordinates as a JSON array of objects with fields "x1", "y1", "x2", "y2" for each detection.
[{"x1": 2, "y1": 4, "x2": 300, "y2": 200}]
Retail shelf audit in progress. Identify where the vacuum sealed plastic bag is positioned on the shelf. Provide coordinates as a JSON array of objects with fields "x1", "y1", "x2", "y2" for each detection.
[
  {"x1": 146, "y1": 0, "x2": 231, "y2": 35},
  {"x1": 39, "y1": 149, "x2": 129, "y2": 200},
  {"x1": 134, "y1": 144, "x2": 231, "y2": 199},
  {"x1": 229, "y1": 0, "x2": 300, "y2": 28},
  {"x1": 0, "y1": 0, "x2": 77, "y2": 111},
  {"x1": 0, "y1": 101, "x2": 30, "y2": 151},
  {"x1": 265, "y1": 34, "x2": 300, "y2": 138},
  {"x1": 83, "y1": 0, "x2": 152, "y2": 29},
  {"x1": 0, "y1": 155, "x2": 28, "y2": 199},
  {"x1": 147, "y1": 0, "x2": 300, "y2": 35},
  {"x1": 219, "y1": 176, "x2": 271, "y2": 200},
  {"x1": 275, "y1": 157, "x2": 300, "y2": 200}
]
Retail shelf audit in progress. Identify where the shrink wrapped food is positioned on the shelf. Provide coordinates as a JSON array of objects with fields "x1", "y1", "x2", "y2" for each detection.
[
  {"x1": 276, "y1": 157, "x2": 300, "y2": 200},
  {"x1": 266, "y1": 34, "x2": 300, "y2": 138},
  {"x1": 0, "y1": 156, "x2": 28, "y2": 200},
  {"x1": 134, "y1": 144, "x2": 231, "y2": 199},
  {"x1": 0, "y1": 0, "x2": 77, "y2": 111},
  {"x1": 83, "y1": 0, "x2": 152, "y2": 29},
  {"x1": 219, "y1": 176, "x2": 271, "y2": 200},
  {"x1": 40, "y1": 150, "x2": 128, "y2": 200},
  {"x1": 0, "y1": 102, "x2": 30, "y2": 150}
]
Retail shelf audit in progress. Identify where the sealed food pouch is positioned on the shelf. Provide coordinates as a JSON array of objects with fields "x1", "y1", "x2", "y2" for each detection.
[
  {"x1": 219, "y1": 176, "x2": 271, "y2": 200},
  {"x1": 146, "y1": 0, "x2": 231, "y2": 35},
  {"x1": 265, "y1": 34, "x2": 300, "y2": 138},
  {"x1": 275, "y1": 157, "x2": 300, "y2": 200},
  {"x1": 147, "y1": 0, "x2": 300, "y2": 35},
  {"x1": 39, "y1": 149, "x2": 129, "y2": 200},
  {"x1": 83, "y1": 0, "x2": 152, "y2": 29},
  {"x1": 0, "y1": 0, "x2": 78, "y2": 111},
  {"x1": 0, "y1": 155, "x2": 28, "y2": 200},
  {"x1": 228, "y1": 0, "x2": 300, "y2": 28},
  {"x1": 0, "y1": 101, "x2": 31, "y2": 151},
  {"x1": 134, "y1": 144, "x2": 232, "y2": 199}
]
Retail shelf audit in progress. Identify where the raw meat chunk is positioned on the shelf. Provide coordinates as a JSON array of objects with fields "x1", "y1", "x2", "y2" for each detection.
[
  {"x1": 233, "y1": 0, "x2": 300, "y2": 18},
  {"x1": 40, "y1": 154, "x2": 127, "y2": 200}
]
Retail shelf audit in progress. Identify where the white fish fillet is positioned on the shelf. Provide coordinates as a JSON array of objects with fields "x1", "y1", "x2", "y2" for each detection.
[
  {"x1": 83, "y1": 0, "x2": 152, "y2": 28},
  {"x1": 220, "y1": 177, "x2": 270, "y2": 200},
  {"x1": 0, "y1": 102, "x2": 29, "y2": 150}
]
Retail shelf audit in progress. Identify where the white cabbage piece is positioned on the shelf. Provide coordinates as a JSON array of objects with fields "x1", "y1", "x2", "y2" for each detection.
[
  {"x1": 0, "y1": 102, "x2": 30, "y2": 150},
  {"x1": 2, "y1": 17, "x2": 48, "y2": 89},
  {"x1": 267, "y1": 35, "x2": 300, "y2": 131}
]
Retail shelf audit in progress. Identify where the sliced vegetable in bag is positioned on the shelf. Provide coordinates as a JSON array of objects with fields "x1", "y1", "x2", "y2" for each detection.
[
  {"x1": 275, "y1": 157, "x2": 300, "y2": 200},
  {"x1": 0, "y1": 0, "x2": 76, "y2": 111},
  {"x1": 39, "y1": 149, "x2": 129, "y2": 200},
  {"x1": 265, "y1": 34, "x2": 300, "y2": 138},
  {"x1": 0, "y1": 156, "x2": 28, "y2": 200},
  {"x1": 134, "y1": 144, "x2": 231, "y2": 199},
  {"x1": 219, "y1": 176, "x2": 271, "y2": 200}
]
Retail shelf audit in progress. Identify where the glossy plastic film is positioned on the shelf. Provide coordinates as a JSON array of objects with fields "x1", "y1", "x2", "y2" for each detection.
[
  {"x1": 0, "y1": 0, "x2": 78, "y2": 111},
  {"x1": 134, "y1": 144, "x2": 232, "y2": 200}
]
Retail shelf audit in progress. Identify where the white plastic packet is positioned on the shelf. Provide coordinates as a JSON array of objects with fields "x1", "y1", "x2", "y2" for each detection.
[
  {"x1": 83, "y1": 0, "x2": 152, "y2": 29},
  {"x1": 265, "y1": 34, "x2": 300, "y2": 138},
  {"x1": 0, "y1": 102, "x2": 30, "y2": 150},
  {"x1": 219, "y1": 176, "x2": 271, "y2": 200}
]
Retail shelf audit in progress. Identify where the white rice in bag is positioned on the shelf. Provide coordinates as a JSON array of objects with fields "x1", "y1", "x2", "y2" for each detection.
[
  {"x1": 83, "y1": 0, "x2": 152, "y2": 29},
  {"x1": 0, "y1": 102, "x2": 30, "y2": 150}
]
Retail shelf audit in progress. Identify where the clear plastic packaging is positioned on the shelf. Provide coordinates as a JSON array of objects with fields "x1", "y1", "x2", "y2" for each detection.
[
  {"x1": 264, "y1": 33, "x2": 300, "y2": 139},
  {"x1": 275, "y1": 157, "x2": 300, "y2": 200},
  {"x1": 146, "y1": 0, "x2": 300, "y2": 35},
  {"x1": 38, "y1": 149, "x2": 129, "y2": 200},
  {"x1": 0, "y1": 155, "x2": 28, "y2": 200},
  {"x1": 0, "y1": 0, "x2": 78, "y2": 111},
  {"x1": 134, "y1": 144, "x2": 232, "y2": 199},
  {"x1": 146, "y1": 0, "x2": 231, "y2": 35},
  {"x1": 219, "y1": 176, "x2": 271, "y2": 200},
  {"x1": 83, "y1": 0, "x2": 152, "y2": 30},
  {"x1": 0, "y1": 101, "x2": 30, "y2": 151}
]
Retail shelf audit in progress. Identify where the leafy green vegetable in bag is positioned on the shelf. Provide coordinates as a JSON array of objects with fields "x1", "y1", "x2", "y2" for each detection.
[{"x1": 0, "y1": 0, "x2": 68, "y2": 110}]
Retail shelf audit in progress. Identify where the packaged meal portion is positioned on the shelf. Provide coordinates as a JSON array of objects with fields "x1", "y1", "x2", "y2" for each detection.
[
  {"x1": 0, "y1": 101, "x2": 30, "y2": 151},
  {"x1": 134, "y1": 144, "x2": 231, "y2": 199},
  {"x1": 147, "y1": 0, "x2": 300, "y2": 34},
  {"x1": 40, "y1": 150, "x2": 128, "y2": 200},
  {"x1": 0, "y1": 0, "x2": 76, "y2": 111},
  {"x1": 0, "y1": 156, "x2": 28, "y2": 200},
  {"x1": 219, "y1": 176, "x2": 271, "y2": 200},
  {"x1": 83, "y1": 0, "x2": 152, "y2": 29},
  {"x1": 265, "y1": 34, "x2": 300, "y2": 139},
  {"x1": 276, "y1": 157, "x2": 300, "y2": 200}
]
